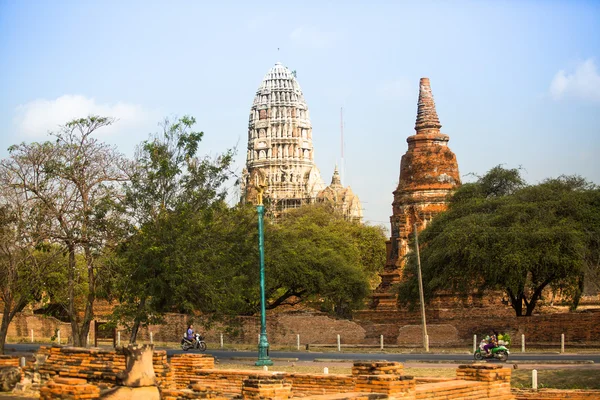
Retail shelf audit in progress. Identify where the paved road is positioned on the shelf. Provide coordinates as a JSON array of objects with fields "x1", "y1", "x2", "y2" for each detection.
[
  {"x1": 5, "y1": 343, "x2": 599, "y2": 364},
  {"x1": 175, "y1": 349, "x2": 600, "y2": 364}
]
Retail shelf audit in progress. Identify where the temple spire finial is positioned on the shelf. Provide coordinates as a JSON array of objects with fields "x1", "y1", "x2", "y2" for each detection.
[
  {"x1": 331, "y1": 165, "x2": 342, "y2": 187},
  {"x1": 415, "y1": 77, "x2": 442, "y2": 132}
]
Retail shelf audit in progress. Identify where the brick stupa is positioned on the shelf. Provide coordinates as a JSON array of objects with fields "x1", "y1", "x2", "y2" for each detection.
[{"x1": 372, "y1": 78, "x2": 461, "y2": 310}]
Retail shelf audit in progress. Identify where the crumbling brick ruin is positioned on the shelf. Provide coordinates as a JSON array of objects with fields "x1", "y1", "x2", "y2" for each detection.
[
  {"x1": 2, "y1": 345, "x2": 600, "y2": 399},
  {"x1": 372, "y1": 77, "x2": 461, "y2": 311},
  {"x1": 6, "y1": 347, "x2": 518, "y2": 399}
]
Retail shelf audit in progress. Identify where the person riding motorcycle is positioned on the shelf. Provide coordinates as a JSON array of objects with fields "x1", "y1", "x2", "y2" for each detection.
[
  {"x1": 185, "y1": 324, "x2": 195, "y2": 344},
  {"x1": 483, "y1": 330, "x2": 498, "y2": 356}
]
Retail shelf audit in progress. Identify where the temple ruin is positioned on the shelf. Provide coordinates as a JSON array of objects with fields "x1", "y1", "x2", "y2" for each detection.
[
  {"x1": 316, "y1": 166, "x2": 363, "y2": 222},
  {"x1": 241, "y1": 62, "x2": 361, "y2": 221},
  {"x1": 372, "y1": 78, "x2": 461, "y2": 310}
]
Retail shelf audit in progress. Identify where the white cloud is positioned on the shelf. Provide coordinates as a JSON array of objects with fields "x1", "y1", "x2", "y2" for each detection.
[
  {"x1": 290, "y1": 26, "x2": 339, "y2": 49},
  {"x1": 14, "y1": 95, "x2": 154, "y2": 139},
  {"x1": 377, "y1": 78, "x2": 413, "y2": 101},
  {"x1": 550, "y1": 59, "x2": 600, "y2": 102}
]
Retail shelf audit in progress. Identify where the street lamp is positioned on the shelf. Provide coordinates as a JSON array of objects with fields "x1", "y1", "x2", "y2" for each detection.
[{"x1": 255, "y1": 183, "x2": 273, "y2": 366}]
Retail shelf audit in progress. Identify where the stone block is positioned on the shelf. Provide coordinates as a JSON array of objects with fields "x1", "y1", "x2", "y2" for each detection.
[{"x1": 0, "y1": 366, "x2": 21, "y2": 392}]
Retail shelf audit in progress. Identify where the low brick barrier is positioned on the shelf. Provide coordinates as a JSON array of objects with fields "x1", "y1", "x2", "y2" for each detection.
[
  {"x1": 39, "y1": 377, "x2": 100, "y2": 400},
  {"x1": 456, "y1": 364, "x2": 513, "y2": 399},
  {"x1": 169, "y1": 361, "x2": 517, "y2": 399},
  {"x1": 354, "y1": 374, "x2": 416, "y2": 398},
  {"x1": 37, "y1": 346, "x2": 125, "y2": 386},
  {"x1": 241, "y1": 374, "x2": 292, "y2": 399},
  {"x1": 153, "y1": 350, "x2": 175, "y2": 388},
  {"x1": 169, "y1": 353, "x2": 214, "y2": 388},
  {"x1": 32, "y1": 345, "x2": 172, "y2": 388},
  {"x1": 285, "y1": 373, "x2": 355, "y2": 396},
  {"x1": 352, "y1": 362, "x2": 403, "y2": 376},
  {"x1": 190, "y1": 369, "x2": 357, "y2": 397},
  {"x1": 30, "y1": 346, "x2": 600, "y2": 400},
  {"x1": 0, "y1": 355, "x2": 19, "y2": 367},
  {"x1": 161, "y1": 384, "x2": 228, "y2": 399},
  {"x1": 416, "y1": 380, "x2": 487, "y2": 399}
]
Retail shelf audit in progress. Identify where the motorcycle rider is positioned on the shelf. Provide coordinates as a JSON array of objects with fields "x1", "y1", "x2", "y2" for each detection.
[
  {"x1": 483, "y1": 330, "x2": 498, "y2": 356},
  {"x1": 185, "y1": 324, "x2": 195, "y2": 344}
]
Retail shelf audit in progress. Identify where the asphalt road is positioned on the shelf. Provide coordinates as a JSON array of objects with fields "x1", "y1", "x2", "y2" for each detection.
[{"x1": 5, "y1": 343, "x2": 600, "y2": 364}]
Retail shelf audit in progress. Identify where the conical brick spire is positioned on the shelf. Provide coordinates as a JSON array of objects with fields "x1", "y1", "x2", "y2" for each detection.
[
  {"x1": 414, "y1": 78, "x2": 442, "y2": 132},
  {"x1": 371, "y1": 77, "x2": 460, "y2": 310}
]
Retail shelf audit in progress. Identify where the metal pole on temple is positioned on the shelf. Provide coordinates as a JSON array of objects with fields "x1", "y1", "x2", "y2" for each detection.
[
  {"x1": 414, "y1": 223, "x2": 429, "y2": 352},
  {"x1": 255, "y1": 185, "x2": 273, "y2": 366}
]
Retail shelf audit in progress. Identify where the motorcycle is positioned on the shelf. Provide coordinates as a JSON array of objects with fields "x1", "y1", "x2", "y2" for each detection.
[
  {"x1": 473, "y1": 339, "x2": 510, "y2": 362},
  {"x1": 180, "y1": 333, "x2": 207, "y2": 352}
]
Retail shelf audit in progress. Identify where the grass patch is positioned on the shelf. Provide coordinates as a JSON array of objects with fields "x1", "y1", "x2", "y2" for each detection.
[
  {"x1": 216, "y1": 363, "x2": 352, "y2": 374},
  {"x1": 215, "y1": 364, "x2": 455, "y2": 379},
  {"x1": 511, "y1": 369, "x2": 600, "y2": 389}
]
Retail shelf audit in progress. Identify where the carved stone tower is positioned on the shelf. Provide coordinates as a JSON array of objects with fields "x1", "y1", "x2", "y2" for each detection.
[
  {"x1": 372, "y1": 78, "x2": 461, "y2": 310},
  {"x1": 241, "y1": 62, "x2": 325, "y2": 212}
]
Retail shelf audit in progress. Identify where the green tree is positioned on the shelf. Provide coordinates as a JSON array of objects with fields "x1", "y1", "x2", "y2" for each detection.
[
  {"x1": 398, "y1": 166, "x2": 600, "y2": 316},
  {"x1": 262, "y1": 204, "x2": 387, "y2": 317},
  {"x1": 110, "y1": 116, "x2": 235, "y2": 342},
  {"x1": 2, "y1": 116, "x2": 128, "y2": 346}
]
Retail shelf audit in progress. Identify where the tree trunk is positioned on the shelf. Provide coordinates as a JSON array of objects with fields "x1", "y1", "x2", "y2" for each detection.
[
  {"x1": 506, "y1": 289, "x2": 523, "y2": 316},
  {"x1": 525, "y1": 276, "x2": 555, "y2": 316},
  {"x1": 0, "y1": 300, "x2": 12, "y2": 355},
  {"x1": 130, "y1": 297, "x2": 147, "y2": 344},
  {"x1": 78, "y1": 247, "x2": 96, "y2": 347},
  {"x1": 569, "y1": 274, "x2": 585, "y2": 311},
  {"x1": 67, "y1": 243, "x2": 82, "y2": 346},
  {"x1": 1, "y1": 290, "x2": 29, "y2": 355}
]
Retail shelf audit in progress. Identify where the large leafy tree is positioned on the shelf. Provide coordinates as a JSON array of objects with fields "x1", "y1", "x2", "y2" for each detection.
[
  {"x1": 2, "y1": 116, "x2": 128, "y2": 346},
  {"x1": 159, "y1": 203, "x2": 387, "y2": 319},
  {"x1": 110, "y1": 116, "x2": 235, "y2": 342},
  {"x1": 398, "y1": 166, "x2": 600, "y2": 316},
  {"x1": 262, "y1": 204, "x2": 387, "y2": 317}
]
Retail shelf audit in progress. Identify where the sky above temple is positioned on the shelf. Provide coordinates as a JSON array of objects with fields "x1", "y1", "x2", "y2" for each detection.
[{"x1": 1, "y1": 1, "x2": 599, "y2": 228}]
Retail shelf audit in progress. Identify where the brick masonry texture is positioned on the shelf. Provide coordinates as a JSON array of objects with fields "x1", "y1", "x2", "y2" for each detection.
[
  {"x1": 10, "y1": 347, "x2": 600, "y2": 399},
  {"x1": 30, "y1": 345, "x2": 173, "y2": 389},
  {"x1": 4, "y1": 308, "x2": 600, "y2": 347},
  {"x1": 39, "y1": 377, "x2": 100, "y2": 400},
  {"x1": 0, "y1": 355, "x2": 19, "y2": 367},
  {"x1": 373, "y1": 77, "x2": 461, "y2": 311}
]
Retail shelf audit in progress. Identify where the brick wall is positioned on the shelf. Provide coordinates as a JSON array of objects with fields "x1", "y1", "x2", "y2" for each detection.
[
  {"x1": 0, "y1": 355, "x2": 20, "y2": 367},
  {"x1": 354, "y1": 309, "x2": 600, "y2": 346},
  {"x1": 168, "y1": 361, "x2": 517, "y2": 400},
  {"x1": 31, "y1": 345, "x2": 172, "y2": 388},
  {"x1": 4, "y1": 308, "x2": 600, "y2": 347},
  {"x1": 5, "y1": 313, "x2": 73, "y2": 343},
  {"x1": 24, "y1": 347, "x2": 600, "y2": 400},
  {"x1": 176, "y1": 368, "x2": 357, "y2": 397}
]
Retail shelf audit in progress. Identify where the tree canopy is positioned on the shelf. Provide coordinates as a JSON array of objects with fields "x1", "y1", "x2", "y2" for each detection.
[
  {"x1": 107, "y1": 116, "x2": 235, "y2": 342},
  {"x1": 263, "y1": 204, "x2": 387, "y2": 317},
  {"x1": 398, "y1": 166, "x2": 600, "y2": 316},
  {"x1": 1, "y1": 116, "x2": 128, "y2": 346}
]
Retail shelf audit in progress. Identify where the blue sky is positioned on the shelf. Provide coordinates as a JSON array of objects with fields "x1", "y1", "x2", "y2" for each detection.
[{"x1": 1, "y1": 0, "x2": 599, "y2": 228}]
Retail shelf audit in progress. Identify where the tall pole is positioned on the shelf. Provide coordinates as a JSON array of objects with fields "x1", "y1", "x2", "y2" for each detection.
[
  {"x1": 414, "y1": 223, "x2": 429, "y2": 352},
  {"x1": 340, "y1": 107, "x2": 344, "y2": 186},
  {"x1": 255, "y1": 201, "x2": 273, "y2": 366}
]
